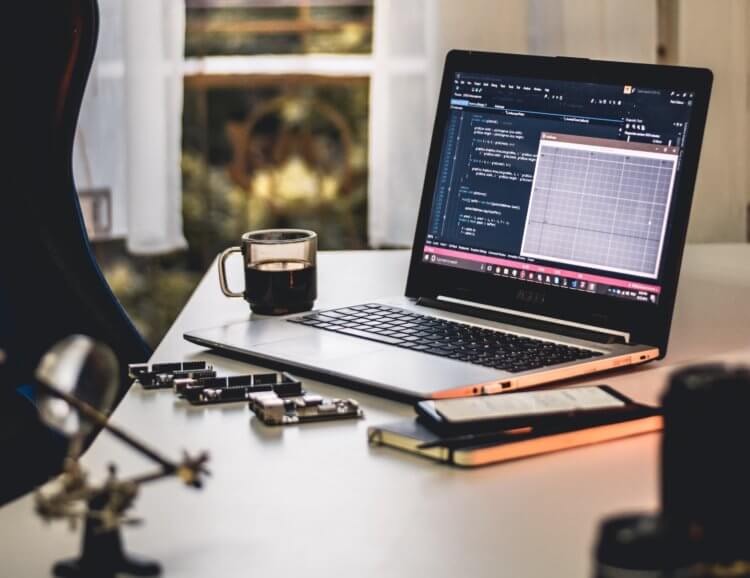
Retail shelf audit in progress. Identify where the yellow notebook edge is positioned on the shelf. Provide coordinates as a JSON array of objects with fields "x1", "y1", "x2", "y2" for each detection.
[{"x1": 367, "y1": 415, "x2": 663, "y2": 467}]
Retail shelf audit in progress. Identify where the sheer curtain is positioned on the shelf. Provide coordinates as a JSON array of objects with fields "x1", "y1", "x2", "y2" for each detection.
[
  {"x1": 73, "y1": 0, "x2": 187, "y2": 255},
  {"x1": 368, "y1": 0, "x2": 438, "y2": 248},
  {"x1": 368, "y1": 0, "x2": 528, "y2": 248},
  {"x1": 675, "y1": 0, "x2": 750, "y2": 242},
  {"x1": 367, "y1": 0, "x2": 658, "y2": 248},
  {"x1": 527, "y1": 0, "x2": 657, "y2": 61}
]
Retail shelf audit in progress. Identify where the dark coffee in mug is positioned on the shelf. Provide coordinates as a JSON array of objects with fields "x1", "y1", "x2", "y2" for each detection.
[
  {"x1": 244, "y1": 259, "x2": 317, "y2": 315},
  {"x1": 218, "y1": 229, "x2": 317, "y2": 315}
]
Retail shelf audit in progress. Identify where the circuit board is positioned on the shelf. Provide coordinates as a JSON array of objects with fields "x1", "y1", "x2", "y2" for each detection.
[
  {"x1": 129, "y1": 361, "x2": 364, "y2": 423},
  {"x1": 177, "y1": 373, "x2": 303, "y2": 405},
  {"x1": 129, "y1": 361, "x2": 215, "y2": 389},
  {"x1": 248, "y1": 391, "x2": 364, "y2": 425}
]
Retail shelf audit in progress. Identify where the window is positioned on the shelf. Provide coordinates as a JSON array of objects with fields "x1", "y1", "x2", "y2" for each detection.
[
  {"x1": 182, "y1": 0, "x2": 374, "y2": 253},
  {"x1": 91, "y1": 1, "x2": 374, "y2": 346}
]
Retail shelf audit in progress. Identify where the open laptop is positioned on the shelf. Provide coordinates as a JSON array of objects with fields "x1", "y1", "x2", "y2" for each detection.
[{"x1": 185, "y1": 50, "x2": 712, "y2": 401}]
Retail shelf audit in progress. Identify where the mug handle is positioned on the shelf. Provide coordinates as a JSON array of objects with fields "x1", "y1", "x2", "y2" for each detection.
[{"x1": 218, "y1": 246, "x2": 244, "y2": 298}]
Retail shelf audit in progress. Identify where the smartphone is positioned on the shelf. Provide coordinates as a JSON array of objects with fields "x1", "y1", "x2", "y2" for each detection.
[{"x1": 416, "y1": 386, "x2": 656, "y2": 436}]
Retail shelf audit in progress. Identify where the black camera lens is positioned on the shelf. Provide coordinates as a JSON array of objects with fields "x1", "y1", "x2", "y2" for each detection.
[
  {"x1": 661, "y1": 364, "x2": 750, "y2": 562},
  {"x1": 594, "y1": 514, "x2": 667, "y2": 576},
  {"x1": 594, "y1": 364, "x2": 750, "y2": 575}
]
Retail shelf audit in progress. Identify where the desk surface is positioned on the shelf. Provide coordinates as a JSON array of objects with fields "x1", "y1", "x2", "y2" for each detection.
[{"x1": 3, "y1": 244, "x2": 750, "y2": 577}]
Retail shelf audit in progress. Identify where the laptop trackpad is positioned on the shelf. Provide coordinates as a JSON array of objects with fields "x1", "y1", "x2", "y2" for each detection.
[{"x1": 253, "y1": 331, "x2": 385, "y2": 362}]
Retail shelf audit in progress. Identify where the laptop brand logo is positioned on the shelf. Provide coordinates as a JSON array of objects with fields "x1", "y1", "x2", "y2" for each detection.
[{"x1": 515, "y1": 288, "x2": 545, "y2": 305}]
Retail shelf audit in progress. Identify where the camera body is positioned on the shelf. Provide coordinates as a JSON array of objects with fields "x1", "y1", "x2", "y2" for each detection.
[{"x1": 595, "y1": 364, "x2": 750, "y2": 577}]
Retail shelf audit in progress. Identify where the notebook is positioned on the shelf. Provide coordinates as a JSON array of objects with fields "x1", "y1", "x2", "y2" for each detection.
[{"x1": 367, "y1": 411, "x2": 661, "y2": 467}]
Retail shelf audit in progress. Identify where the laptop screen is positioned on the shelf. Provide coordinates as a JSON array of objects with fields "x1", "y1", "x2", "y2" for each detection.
[{"x1": 422, "y1": 72, "x2": 698, "y2": 305}]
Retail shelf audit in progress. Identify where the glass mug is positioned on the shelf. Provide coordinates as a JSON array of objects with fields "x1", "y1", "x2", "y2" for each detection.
[{"x1": 218, "y1": 229, "x2": 317, "y2": 315}]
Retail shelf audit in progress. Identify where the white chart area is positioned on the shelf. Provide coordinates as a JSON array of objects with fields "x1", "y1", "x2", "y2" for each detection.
[{"x1": 520, "y1": 135, "x2": 678, "y2": 278}]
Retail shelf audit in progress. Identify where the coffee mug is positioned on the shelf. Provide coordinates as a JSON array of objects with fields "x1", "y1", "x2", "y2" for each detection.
[{"x1": 218, "y1": 229, "x2": 317, "y2": 315}]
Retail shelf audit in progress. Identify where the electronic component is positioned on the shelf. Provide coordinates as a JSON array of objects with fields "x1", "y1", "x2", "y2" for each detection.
[
  {"x1": 128, "y1": 362, "x2": 364, "y2": 424},
  {"x1": 151, "y1": 368, "x2": 216, "y2": 390},
  {"x1": 128, "y1": 361, "x2": 215, "y2": 389},
  {"x1": 248, "y1": 391, "x2": 363, "y2": 425},
  {"x1": 178, "y1": 372, "x2": 303, "y2": 405},
  {"x1": 174, "y1": 371, "x2": 283, "y2": 395}
]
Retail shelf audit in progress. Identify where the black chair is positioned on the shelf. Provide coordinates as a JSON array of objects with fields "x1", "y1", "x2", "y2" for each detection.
[{"x1": 0, "y1": 0, "x2": 151, "y2": 505}]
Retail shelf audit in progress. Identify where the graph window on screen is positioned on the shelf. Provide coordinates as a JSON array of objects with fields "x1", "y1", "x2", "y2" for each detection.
[{"x1": 520, "y1": 133, "x2": 678, "y2": 278}]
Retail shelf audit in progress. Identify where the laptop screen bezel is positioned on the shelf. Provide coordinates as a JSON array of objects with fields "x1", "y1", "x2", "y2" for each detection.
[{"x1": 405, "y1": 50, "x2": 713, "y2": 355}]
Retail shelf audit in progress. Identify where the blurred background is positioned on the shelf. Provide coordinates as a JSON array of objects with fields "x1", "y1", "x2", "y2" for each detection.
[{"x1": 75, "y1": 0, "x2": 750, "y2": 346}]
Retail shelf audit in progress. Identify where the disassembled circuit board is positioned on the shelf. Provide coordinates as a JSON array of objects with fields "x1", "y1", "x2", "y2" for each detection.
[
  {"x1": 129, "y1": 361, "x2": 215, "y2": 390},
  {"x1": 128, "y1": 361, "x2": 365, "y2": 423},
  {"x1": 248, "y1": 391, "x2": 364, "y2": 425},
  {"x1": 175, "y1": 372, "x2": 303, "y2": 405}
]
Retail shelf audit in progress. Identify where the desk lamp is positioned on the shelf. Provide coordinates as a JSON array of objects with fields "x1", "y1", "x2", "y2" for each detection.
[{"x1": 31, "y1": 335, "x2": 209, "y2": 578}]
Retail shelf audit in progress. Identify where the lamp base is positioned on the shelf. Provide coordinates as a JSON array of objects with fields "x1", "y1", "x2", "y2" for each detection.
[{"x1": 52, "y1": 514, "x2": 160, "y2": 578}]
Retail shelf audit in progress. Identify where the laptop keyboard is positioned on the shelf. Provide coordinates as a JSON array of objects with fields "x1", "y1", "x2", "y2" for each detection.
[{"x1": 288, "y1": 304, "x2": 602, "y2": 373}]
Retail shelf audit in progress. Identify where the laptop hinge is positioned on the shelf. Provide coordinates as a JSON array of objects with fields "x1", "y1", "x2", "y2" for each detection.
[{"x1": 417, "y1": 296, "x2": 630, "y2": 345}]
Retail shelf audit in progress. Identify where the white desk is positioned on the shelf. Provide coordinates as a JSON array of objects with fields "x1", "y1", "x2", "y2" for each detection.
[{"x1": 3, "y1": 244, "x2": 750, "y2": 577}]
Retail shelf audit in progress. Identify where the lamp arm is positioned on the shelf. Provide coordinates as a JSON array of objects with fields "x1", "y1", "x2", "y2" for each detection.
[{"x1": 38, "y1": 380, "x2": 178, "y2": 473}]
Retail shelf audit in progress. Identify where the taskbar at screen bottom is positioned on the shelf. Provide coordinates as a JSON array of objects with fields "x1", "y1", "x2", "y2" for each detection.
[{"x1": 422, "y1": 245, "x2": 661, "y2": 305}]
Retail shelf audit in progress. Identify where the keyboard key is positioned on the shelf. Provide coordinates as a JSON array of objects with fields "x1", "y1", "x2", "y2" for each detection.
[
  {"x1": 426, "y1": 347, "x2": 450, "y2": 355},
  {"x1": 337, "y1": 328, "x2": 403, "y2": 345},
  {"x1": 319, "y1": 310, "x2": 352, "y2": 319}
]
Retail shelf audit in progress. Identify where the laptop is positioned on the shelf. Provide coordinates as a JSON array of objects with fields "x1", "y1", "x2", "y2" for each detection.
[{"x1": 185, "y1": 50, "x2": 712, "y2": 401}]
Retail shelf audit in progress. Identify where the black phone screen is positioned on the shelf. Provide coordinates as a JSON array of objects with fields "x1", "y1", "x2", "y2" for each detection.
[{"x1": 432, "y1": 386, "x2": 625, "y2": 424}]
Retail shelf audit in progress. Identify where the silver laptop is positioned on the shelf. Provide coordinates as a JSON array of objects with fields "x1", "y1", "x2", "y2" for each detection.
[{"x1": 185, "y1": 50, "x2": 712, "y2": 401}]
